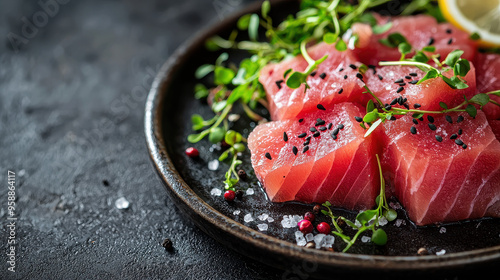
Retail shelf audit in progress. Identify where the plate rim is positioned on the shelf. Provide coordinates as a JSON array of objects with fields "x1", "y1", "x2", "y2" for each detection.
[{"x1": 144, "y1": 0, "x2": 500, "y2": 273}]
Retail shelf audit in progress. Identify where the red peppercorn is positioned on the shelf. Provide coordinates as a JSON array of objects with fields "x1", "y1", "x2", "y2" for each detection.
[
  {"x1": 224, "y1": 190, "x2": 236, "y2": 201},
  {"x1": 298, "y1": 219, "x2": 313, "y2": 234},
  {"x1": 185, "y1": 147, "x2": 199, "y2": 158},
  {"x1": 304, "y1": 212, "x2": 315, "y2": 222},
  {"x1": 316, "y1": 222, "x2": 331, "y2": 234}
]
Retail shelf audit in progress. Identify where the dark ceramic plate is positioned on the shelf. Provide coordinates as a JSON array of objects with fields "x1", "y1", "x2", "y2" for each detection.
[{"x1": 145, "y1": 0, "x2": 500, "y2": 277}]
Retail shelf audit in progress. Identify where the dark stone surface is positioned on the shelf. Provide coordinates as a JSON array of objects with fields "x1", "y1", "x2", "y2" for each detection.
[{"x1": 0, "y1": 0, "x2": 285, "y2": 279}]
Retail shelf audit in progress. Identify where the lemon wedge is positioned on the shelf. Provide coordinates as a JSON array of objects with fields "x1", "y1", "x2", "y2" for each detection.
[{"x1": 439, "y1": 0, "x2": 500, "y2": 46}]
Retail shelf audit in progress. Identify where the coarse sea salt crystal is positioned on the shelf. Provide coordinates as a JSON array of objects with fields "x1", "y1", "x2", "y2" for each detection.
[
  {"x1": 115, "y1": 197, "x2": 130, "y2": 210},
  {"x1": 436, "y1": 249, "x2": 446, "y2": 256},
  {"x1": 314, "y1": 234, "x2": 326, "y2": 249},
  {"x1": 395, "y1": 219, "x2": 406, "y2": 227},
  {"x1": 246, "y1": 188, "x2": 255, "y2": 195},
  {"x1": 267, "y1": 217, "x2": 275, "y2": 223},
  {"x1": 233, "y1": 210, "x2": 241, "y2": 215},
  {"x1": 257, "y1": 224, "x2": 268, "y2": 231},
  {"x1": 258, "y1": 213, "x2": 269, "y2": 221},
  {"x1": 295, "y1": 231, "x2": 304, "y2": 239},
  {"x1": 244, "y1": 213, "x2": 254, "y2": 223},
  {"x1": 210, "y1": 188, "x2": 222, "y2": 196},
  {"x1": 439, "y1": 227, "x2": 447, "y2": 234},
  {"x1": 323, "y1": 235, "x2": 334, "y2": 247},
  {"x1": 305, "y1": 233, "x2": 314, "y2": 242},
  {"x1": 361, "y1": 236, "x2": 371, "y2": 243},
  {"x1": 378, "y1": 216, "x2": 388, "y2": 226},
  {"x1": 208, "y1": 159, "x2": 219, "y2": 171},
  {"x1": 295, "y1": 231, "x2": 306, "y2": 246}
]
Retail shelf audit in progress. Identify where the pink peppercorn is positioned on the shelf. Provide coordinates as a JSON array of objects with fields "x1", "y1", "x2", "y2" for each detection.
[
  {"x1": 185, "y1": 147, "x2": 199, "y2": 158},
  {"x1": 316, "y1": 222, "x2": 331, "y2": 234},
  {"x1": 298, "y1": 219, "x2": 313, "y2": 234}
]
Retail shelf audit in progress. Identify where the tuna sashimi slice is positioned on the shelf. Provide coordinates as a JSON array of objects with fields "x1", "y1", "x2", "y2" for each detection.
[
  {"x1": 259, "y1": 42, "x2": 370, "y2": 121},
  {"x1": 382, "y1": 110, "x2": 500, "y2": 225},
  {"x1": 474, "y1": 52, "x2": 500, "y2": 120},
  {"x1": 248, "y1": 103, "x2": 381, "y2": 210},
  {"x1": 364, "y1": 64, "x2": 476, "y2": 112},
  {"x1": 351, "y1": 14, "x2": 477, "y2": 65}
]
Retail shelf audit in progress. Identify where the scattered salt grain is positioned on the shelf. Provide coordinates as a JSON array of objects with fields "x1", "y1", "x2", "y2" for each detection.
[
  {"x1": 305, "y1": 233, "x2": 314, "y2": 242},
  {"x1": 323, "y1": 235, "x2": 334, "y2": 248},
  {"x1": 246, "y1": 188, "x2": 255, "y2": 195},
  {"x1": 295, "y1": 231, "x2": 306, "y2": 246},
  {"x1": 389, "y1": 201, "x2": 402, "y2": 210},
  {"x1": 281, "y1": 215, "x2": 303, "y2": 228},
  {"x1": 210, "y1": 188, "x2": 222, "y2": 196},
  {"x1": 244, "y1": 213, "x2": 254, "y2": 223},
  {"x1": 267, "y1": 217, "x2": 275, "y2": 223},
  {"x1": 258, "y1": 213, "x2": 269, "y2": 221},
  {"x1": 233, "y1": 210, "x2": 241, "y2": 215},
  {"x1": 314, "y1": 234, "x2": 326, "y2": 249},
  {"x1": 361, "y1": 236, "x2": 371, "y2": 243},
  {"x1": 257, "y1": 224, "x2": 268, "y2": 231},
  {"x1": 208, "y1": 159, "x2": 219, "y2": 171},
  {"x1": 378, "y1": 216, "x2": 388, "y2": 226},
  {"x1": 395, "y1": 219, "x2": 406, "y2": 227},
  {"x1": 436, "y1": 249, "x2": 446, "y2": 256},
  {"x1": 115, "y1": 197, "x2": 130, "y2": 210},
  {"x1": 439, "y1": 227, "x2": 447, "y2": 234}
]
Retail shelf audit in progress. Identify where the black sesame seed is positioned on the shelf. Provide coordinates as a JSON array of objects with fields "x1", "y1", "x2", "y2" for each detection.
[
  {"x1": 338, "y1": 68, "x2": 344, "y2": 72},
  {"x1": 396, "y1": 87, "x2": 404, "y2": 93},
  {"x1": 344, "y1": 75, "x2": 348, "y2": 79},
  {"x1": 310, "y1": 127, "x2": 317, "y2": 132},
  {"x1": 435, "y1": 135, "x2": 443, "y2": 142},
  {"x1": 462, "y1": 144, "x2": 467, "y2": 149},
  {"x1": 319, "y1": 126, "x2": 327, "y2": 131},
  {"x1": 319, "y1": 73, "x2": 327, "y2": 79},
  {"x1": 394, "y1": 79, "x2": 404, "y2": 83},
  {"x1": 338, "y1": 88, "x2": 344, "y2": 94},
  {"x1": 428, "y1": 37, "x2": 435, "y2": 45},
  {"x1": 403, "y1": 103, "x2": 410, "y2": 109},
  {"x1": 399, "y1": 82, "x2": 406, "y2": 86},
  {"x1": 458, "y1": 129, "x2": 463, "y2": 135},
  {"x1": 338, "y1": 124, "x2": 344, "y2": 129},
  {"x1": 332, "y1": 127, "x2": 340, "y2": 136},
  {"x1": 397, "y1": 96, "x2": 404, "y2": 105},
  {"x1": 390, "y1": 98, "x2": 398, "y2": 106},
  {"x1": 405, "y1": 76, "x2": 412, "y2": 80},
  {"x1": 356, "y1": 73, "x2": 364, "y2": 80},
  {"x1": 317, "y1": 104, "x2": 326, "y2": 110},
  {"x1": 410, "y1": 126, "x2": 417, "y2": 134},
  {"x1": 445, "y1": 115, "x2": 453, "y2": 123},
  {"x1": 328, "y1": 123, "x2": 333, "y2": 129},
  {"x1": 450, "y1": 134, "x2": 458, "y2": 140},
  {"x1": 354, "y1": 116, "x2": 363, "y2": 122},
  {"x1": 265, "y1": 152, "x2": 272, "y2": 160},
  {"x1": 447, "y1": 38, "x2": 453, "y2": 45},
  {"x1": 414, "y1": 103, "x2": 421, "y2": 109},
  {"x1": 310, "y1": 71, "x2": 317, "y2": 77},
  {"x1": 299, "y1": 118, "x2": 304, "y2": 123},
  {"x1": 455, "y1": 139, "x2": 464, "y2": 146},
  {"x1": 377, "y1": 74, "x2": 384, "y2": 81},
  {"x1": 409, "y1": 72, "x2": 418, "y2": 77},
  {"x1": 385, "y1": 104, "x2": 392, "y2": 110},
  {"x1": 303, "y1": 139, "x2": 310, "y2": 146},
  {"x1": 428, "y1": 123, "x2": 437, "y2": 131},
  {"x1": 275, "y1": 80, "x2": 284, "y2": 89},
  {"x1": 419, "y1": 117, "x2": 424, "y2": 121},
  {"x1": 313, "y1": 131, "x2": 320, "y2": 137},
  {"x1": 292, "y1": 146, "x2": 298, "y2": 155},
  {"x1": 412, "y1": 119, "x2": 419, "y2": 125},
  {"x1": 409, "y1": 80, "x2": 418, "y2": 84},
  {"x1": 390, "y1": 116, "x2": 397, "y2": 121},
  {"x1": 446, "y1": 28, "x2": 452, "y2": 34},
  {"x1": 303, "y1": 146, "x2": 309, "y2": 153},
  {"x1": 298, "y1": 132, "x2": 307, "y2": 138},
  {"x1": 331, "y1": 133, "x2": 337, "y2": 140},
  {"x1": 349, "y1": 64, "x2": 357, "y2": 69},
  {"x1": 457, "y1": 116, "x2": 464, "y2": 123},
  {"x1": 283, "y1": 132, "x2": 288, "y2": 142},
  {"x1": 427, "y1": 115, "x2": 435, "y2": 123}
]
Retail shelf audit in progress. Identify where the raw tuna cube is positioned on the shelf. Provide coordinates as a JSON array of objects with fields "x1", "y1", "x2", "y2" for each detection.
[
  {"x1": 382, "y1": 110, "x2": 500, "y2": 225},
  {"x1": 259, "y1": 43, "x2": 371, "y2": 121},
  {"x1": 248, "y1": 102, "x2": 381, "y2": 210},
  {"x1": 474, "y1": 52, "x2": 500, "y2": 120}
]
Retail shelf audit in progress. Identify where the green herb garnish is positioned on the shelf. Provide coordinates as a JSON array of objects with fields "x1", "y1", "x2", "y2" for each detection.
[{"x1": 322, "y1": 154, "x2": 397, "y2": 252}]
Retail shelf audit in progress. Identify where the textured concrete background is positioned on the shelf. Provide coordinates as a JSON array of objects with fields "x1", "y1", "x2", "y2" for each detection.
[{"x1": 0, "y1": 0, "x2": 285, "y2": 279}]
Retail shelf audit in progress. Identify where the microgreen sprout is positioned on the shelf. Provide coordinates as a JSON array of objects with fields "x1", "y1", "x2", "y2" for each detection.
[{"x1": 321, "y1": 154, "x2": 396, "y2": 252}]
